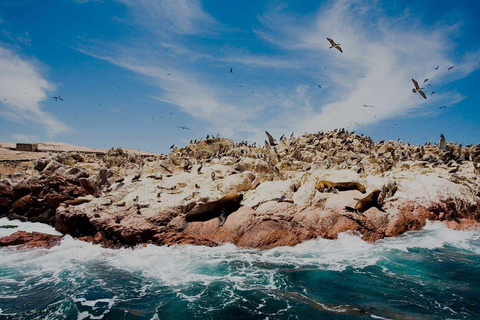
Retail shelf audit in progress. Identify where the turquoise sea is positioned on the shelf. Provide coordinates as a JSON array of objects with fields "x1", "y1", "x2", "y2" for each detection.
[{"x1": 1, "y1": 218, "x2": 479, "y2": 319}]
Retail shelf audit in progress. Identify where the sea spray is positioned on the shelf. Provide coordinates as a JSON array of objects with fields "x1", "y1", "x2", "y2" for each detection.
[{"x1": 1, "y1": 220, "x2": 479, "y2": 319}]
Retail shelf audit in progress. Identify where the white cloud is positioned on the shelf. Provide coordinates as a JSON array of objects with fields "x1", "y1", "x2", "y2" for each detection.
[
  {"x1": 0, "y1": 46, "x2": 70, "y2": 136},
  {"x1": 77, "y1": 0, "x2": 480, "y2": 145},
  {"x1": 10, "y1": 133, "x2": 40, "y2": 142},
  {"x1": 117, "y1": 0, "x2": 218, "y2": 36},
  {"x1": 255, "y1": 0, "x2": 480, "y2": 134}
]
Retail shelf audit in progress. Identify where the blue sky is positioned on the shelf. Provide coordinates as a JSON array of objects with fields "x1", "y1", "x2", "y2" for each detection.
[{"x1": 1, "y1": 0, "x2": 479, "y2": 153}]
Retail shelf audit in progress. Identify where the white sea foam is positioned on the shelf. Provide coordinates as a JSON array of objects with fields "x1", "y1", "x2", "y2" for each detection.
[
  {"x1": 0, "y1": 219, "x2": 478, "y2": 307},
  {"x1": 0, "y1": 217, "x2": 61, "y2": 237}
]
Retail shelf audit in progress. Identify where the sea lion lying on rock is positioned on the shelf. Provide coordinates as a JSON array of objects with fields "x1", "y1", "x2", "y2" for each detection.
[
  {"x1": 316, "y1": 180, "x2": 367, "y2": 193},
  {"x1": 344, "y1": 189, "x2": 384, "y2": 214},
  {"x1": 182, "y1": 193, "x2": 243, "y2": 229}
]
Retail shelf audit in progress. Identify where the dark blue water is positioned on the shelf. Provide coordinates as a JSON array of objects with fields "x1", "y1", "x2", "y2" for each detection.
[{"x1": 1, "y1": 219, "x2": 479, "y2": 319}]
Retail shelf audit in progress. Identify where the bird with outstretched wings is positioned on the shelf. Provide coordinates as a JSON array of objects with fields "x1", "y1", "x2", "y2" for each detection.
[
  {"x1": 411, "y1": 79, "x2": 426, "y2": 99},
  {"x1": 327, "y1": 38, "x2": 343, "y2": 53},
  {"x1": 177, "y1": 126, "x2": 190, "y2": 130},
  {"x1": 265, "y1": 131, "x2": 276, "y2": 146}
]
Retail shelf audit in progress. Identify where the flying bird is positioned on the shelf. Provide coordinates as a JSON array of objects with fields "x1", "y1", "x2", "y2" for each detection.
[
  {"x1": 265, "y1": 131, "x2": 277, "y2": 146},
  {"x1": 439, "y1": 106, "x2": 447, "y2": 109},
  {"x1": 317, "y1": 85, "x2": 322, "y2": 89},
  {"x1": 448, "y1": 66, "x2": 454, "y2": 70},
  {"x1": 229, "y1": 68, "x2": 233, "y2": 73},
  {"x1": 177, "y1": 126, "x2": 190, "y2": 130},
  {"x1": 362, "y1": 104, "x2": 374, "y2": 108},
  {"x1": 411, "y1": 79, "x2": 426, "y2": 99},
  {"x1": 431, "y1": 91, "x2": 435, "y2": 95},
  {"x1": 327, "y1": 38, "x2": 343, "y2": 53},
  {"x1": 423, "y1": 79, "x2": 429, "y2": 83},
  {"x1": 434, "y1": 65, "x2": 439, "y2": 70},
  {"x1": 53, "y1": 96, "x2": 63, "y2": 101}
]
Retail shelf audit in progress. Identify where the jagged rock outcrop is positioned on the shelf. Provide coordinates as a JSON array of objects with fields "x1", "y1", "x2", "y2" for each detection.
[{"x1": 1, "y1": 130, "x2": 480, "y2": 249}]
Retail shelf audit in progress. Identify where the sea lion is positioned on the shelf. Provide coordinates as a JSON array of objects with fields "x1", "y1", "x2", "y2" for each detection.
[
  {"x1": 344, "y1": 189, "x2": 384, "y2": 214},
  {"x1": 182, "y1": 193, "x2": 243, "y2": 229},
  {"x1": 316, "y1": 180, "x2": 366, "y2": 193}
]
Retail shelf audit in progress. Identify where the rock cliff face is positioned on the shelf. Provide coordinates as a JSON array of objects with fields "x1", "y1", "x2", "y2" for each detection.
[{"x1": 1, "y1": 130, "x2": 480, "y2": 249}]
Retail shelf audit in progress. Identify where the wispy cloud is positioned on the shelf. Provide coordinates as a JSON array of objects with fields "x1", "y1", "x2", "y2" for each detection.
[
  {"x1": 0, "y1": 46, "x2": 70, "y2": 136},
  {"x1": 77, "y1": 0, "x2": 480, "y2": 144},
  {"x1": 10, "y1": 133, "x2": 40, "y2": 142},
  {"x1": 256, "y1": 0, "x2": 480, "y2": 134},
  {"x1": 116, "y1": 0, "x2": 219, "y2": 36}
]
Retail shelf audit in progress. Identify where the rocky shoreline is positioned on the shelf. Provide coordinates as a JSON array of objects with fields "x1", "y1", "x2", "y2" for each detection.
[{"x1": 1, "y1": 130, "x2": 479, "y2": 249}]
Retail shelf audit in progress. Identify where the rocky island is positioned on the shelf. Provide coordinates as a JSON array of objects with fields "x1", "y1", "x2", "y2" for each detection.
[{"x1": 1, "y1": 130, "x2": 479, "y2": 249}]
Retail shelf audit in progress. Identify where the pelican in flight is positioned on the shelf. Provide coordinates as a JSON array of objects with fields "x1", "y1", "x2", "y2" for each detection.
[
  {"x1": 411, "y1": 79, "x2": 426, "y2": 99},
  {"x1": 327, "y1": 38, "x2": 343, "y2": 53}
]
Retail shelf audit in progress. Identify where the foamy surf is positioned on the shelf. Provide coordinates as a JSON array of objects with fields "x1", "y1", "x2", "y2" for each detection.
[{"x1": 1, "y1": 219, "x2": 479, "y2": 319}]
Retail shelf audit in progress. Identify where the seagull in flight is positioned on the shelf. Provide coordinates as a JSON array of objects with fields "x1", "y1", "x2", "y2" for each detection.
[
  {"x1": 448, "y1": 66, "x2": 454, "y2": 70},
  {"x1": 327, "y1": 38, "x2": 343, "y2": 53},
  {"x1": 434, "y1": 65, "x2": 439, "y2": 70},
  {"x1": 439, "y1": 106, "x2": 447, "y2": 109},
  {"x1": 362, "y1": 104, "x2": 374, "y2": 108},
  {"x1": 423, "y1": 79, "x2": 429, "y2": 83},
  {"x1": 411, "y1": 79, "x2": 426, "y2": 99},
  {"x1": 229, "y1": 68, "x2": 233, "y2": 73},
  {"x1": 177, "y1": 126, "x2": 190, "y2": 130},
  {"x1": 53, "y1": 96, "x2": 63, "y2": 101},
  {"x1": 431, "y1": 91, "x2": 436, "y2": 95},
  {"x1": 317, "y1": 85, "x2": 322, "y2": 89}
]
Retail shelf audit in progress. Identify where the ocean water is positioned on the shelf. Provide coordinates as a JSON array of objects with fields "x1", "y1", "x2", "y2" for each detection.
[{"x1": 0, "y1": 218, "x2": 479, "y2": 320}]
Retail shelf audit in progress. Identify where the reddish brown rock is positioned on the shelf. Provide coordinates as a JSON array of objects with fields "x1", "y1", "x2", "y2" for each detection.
[
  {"x1": 12, "y1": 195, "x2": 37, "y2": 214},
  {"x1": 0, "y1": 231, "x2": 63, "y2": 249}
]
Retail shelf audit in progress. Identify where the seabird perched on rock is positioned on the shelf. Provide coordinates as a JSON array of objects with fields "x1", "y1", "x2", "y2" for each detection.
[
  {"x1": 439, "y1": 134, "x2": 446, "y2": 151},
  {"x1": 327, "y1": 38, "x2": 343, "y2": 53},
  {"x1": 265, "y1": 131, "x2": 277, "y2": 146},
  {"x1": 411, "y1": 79, "x2": 426, "y2": 99}
]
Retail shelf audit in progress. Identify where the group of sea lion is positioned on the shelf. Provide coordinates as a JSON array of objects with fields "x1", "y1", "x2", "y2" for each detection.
[
  {"x1": 316, "y1": 180, "x2": 384, "y2": 214},
  {"x1": 181, "y1": 179, "x2": 384, "y2": 230}
]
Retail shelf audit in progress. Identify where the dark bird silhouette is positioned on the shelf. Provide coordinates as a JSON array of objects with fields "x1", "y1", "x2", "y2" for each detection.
[
  {"x1": 439, "y1": 134, "x2": 446, "y2": 150},
  {"x1": 170, "y1": 144, "x2": 175, "y2": 150},
  {"x1": 423, "y1": 79, "x2": 429, "y2": 83},
  {"x1": 229, "y1": 68, "x2": 233, "y2": 73},
  {"x1": 435, "y1": 65, "x2": 439, "y2": 70},
  {"x1": 362, "y1": 104, "x2": 374, "y2": 108},
  {"x1": 431, "y1": 91, "x2": 435, "y2": 95},
  {"x1": 439, "y1": 106, "x2": 447, "y2": 109},
  {"x1": 53, "y1": 96, "x2": 63, "y2": 101},
  {"x1": 317, "y1": 85, "x2": 322, "y2": 89},
  {"x1": 448, "y1": 66, "x2": 454, "y2": 70},
  {"x1": 177, "y1": 126, "x2": 190, "y2": 130},
  {"x1": 327, "y1": 38, "x2": 343, "y2": 53},
  {"x1": 265, "y1": 131, "x2": 277, "y2": 146},
  {"x1": 411, "y1": 79, "x2": 426, "y2": 99}
]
